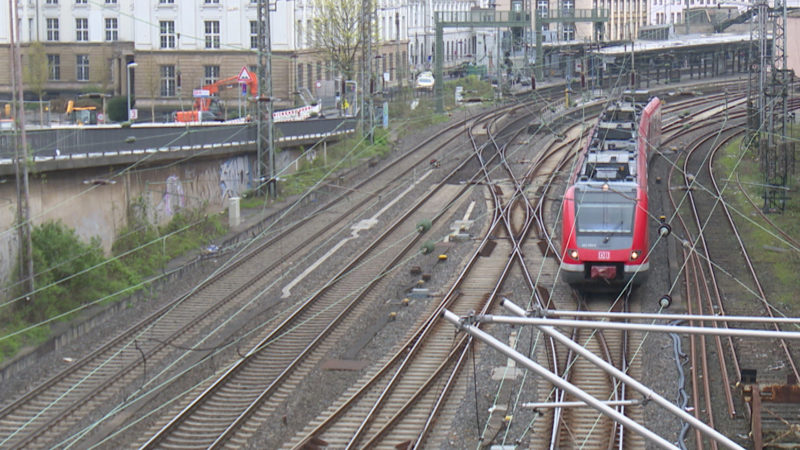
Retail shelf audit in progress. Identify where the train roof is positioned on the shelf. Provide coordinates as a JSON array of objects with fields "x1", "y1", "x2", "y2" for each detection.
[{"x1": 577, "y1": 100, "x2": 644, "y2": 185}]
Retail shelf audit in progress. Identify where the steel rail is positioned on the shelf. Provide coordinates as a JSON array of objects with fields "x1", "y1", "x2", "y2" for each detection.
[
  {"x1": 317, "y1": 111, "x2": 516, "y2": 449},
  {"x1": 496, "y1": 299, "x2": 746, "y2": 450},
  {"x1": 144, "y1": 140, "x2": 483, "y2": 449},
  {"x1": 415, "y1": 111, "x2": 585, "y2": 449},
  {"x1": 679, "y1": 121, "x2": 744, "y2": 418},
  {"x1": 734, "y1": 173, "x2": 800, "y2": 250},
  {"x1": 345, "y1": 100, "x2": 560, "y2": 448},
  {"x1": 156, "y1": 99, "x2": 538, "y2": 448},
  {"x1": 0, "y1": 94, "x2": 523, "y2": 449},
  {"x1": 666, "y1": 128, "x2": 723, "y2": 446},
  {"x1": 359, "y1": 99, "x2": 543, "y2": 448},
  {"x1": 707, "y1": 132, "x2": 800, "y2": 382}
]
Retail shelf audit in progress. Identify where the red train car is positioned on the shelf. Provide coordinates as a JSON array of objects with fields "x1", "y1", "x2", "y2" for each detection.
[{"x1": 560, "y1": 96, "x2": 662, "y2": 289}]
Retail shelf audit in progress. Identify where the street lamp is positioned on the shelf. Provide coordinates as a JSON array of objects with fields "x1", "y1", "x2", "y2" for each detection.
[{"x1": 126, "y1": 61, "x2": 138, "y2": 121}]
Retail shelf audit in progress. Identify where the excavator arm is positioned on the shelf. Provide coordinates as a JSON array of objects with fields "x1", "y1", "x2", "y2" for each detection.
[{"x1": 177, "y1": 68, "x2": 258, "y2": 122}]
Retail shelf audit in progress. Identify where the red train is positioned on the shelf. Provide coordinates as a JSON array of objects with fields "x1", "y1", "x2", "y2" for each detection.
[{"x1": 560, "y1": 95, "x2": 662, "y2": 289}]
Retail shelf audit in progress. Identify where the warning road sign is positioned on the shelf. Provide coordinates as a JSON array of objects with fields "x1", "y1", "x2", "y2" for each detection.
[{"x1": 237, "y1": 66, "x2": 252, "y2": 82}]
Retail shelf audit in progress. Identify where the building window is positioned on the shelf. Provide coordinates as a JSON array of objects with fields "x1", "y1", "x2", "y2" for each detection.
[
  {"x1": 76, "y1": 54, "x2": 90, "y2": 81},
  {"x1": 204, "y1": 0, "x2": 219, "y2": 3},
  {"x1": 160, "y1": 65, "x2": 176, "y2": 96},
  {"x1": 306, "y1": 63, "x2": 312, "y2": 90},
  {"x1": 562, "y1": 23, "x2": 575, "y2": 40},
  {"x1": 159, "y1": 0, "x2": 174, "y2": 3},
  {"x1": 537, "y1": 0, "x2": 548, "y2": 15},
  {"x1": 46, "y1": 0, "x2": 57, "y2": 3},
  {"x1": 106, "y1": 0, "x2": 117, "y2": 3},
  {"x1": 296, "y1": 20, "x2": 303, "y2": 48},
  {"x1": 160, "y1": 21, "x2": 175, "y2": 48},
  {"x1": 76, "y1": 18, "x2": 88, "y2": 41},
  {"x1": 47, "y1": 54, "x2": 60, "y2": 80},
  {"x1": 297, "y1": 64, "x2": 303, "y2": 88},
  {"x1": 46, "y1": 18, "x2": 59, "y2": 41},
  {"x1": 204, "y1": 21, "x2": 220, "y2": 49},
  {"x1": 250, "y1": 21, "x2": 258, "y2": 49},
  {"x1": 76, "y1": 0, "x2": 87, "y2": 4},
  {"x1": 105, "y1": 18, "x2": 118, "y2": 41},
  {"x1": 203, "y1": 65, "x2": 220, "y2": 86}
]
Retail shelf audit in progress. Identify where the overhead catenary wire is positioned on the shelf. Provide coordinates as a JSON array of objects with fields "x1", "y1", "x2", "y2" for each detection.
[
  {"x1": 472, "y1": 65, "x2": 797, "y2": 448},
  {"x1": 1, "y1": 112, "x2": 412, "y2": 446},
  {"x1": 39, "y1": 106, "x2": 506, "y2": 446},
  {"x1": 482, "y1": 63, "x2": 792, "y2": 447},
  {"x1": 7, "y1": 62, "x2": 792, "y2": 446}
]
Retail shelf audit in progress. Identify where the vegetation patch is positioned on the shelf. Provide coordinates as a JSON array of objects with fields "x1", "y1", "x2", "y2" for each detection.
[
  {"x1": 0, "y1": 209, "x2": 226, "y2": 363},
  {"x1": 718, "y1": 135, "x2": 800, "y2": 311}
]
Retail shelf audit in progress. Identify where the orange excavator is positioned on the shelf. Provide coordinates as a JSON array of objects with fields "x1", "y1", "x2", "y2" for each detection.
[{"x1": 173, "y1": 67, "x2": 258, "y2": 122}]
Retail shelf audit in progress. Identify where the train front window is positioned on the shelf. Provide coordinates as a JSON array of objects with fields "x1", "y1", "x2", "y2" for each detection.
[{"x1": 574, "y1": 190, "x2": 635, "y2": 235}]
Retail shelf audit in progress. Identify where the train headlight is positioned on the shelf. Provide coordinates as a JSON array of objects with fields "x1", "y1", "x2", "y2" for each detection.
[
  {"x1": 630, "y1": 250, "x2": 641, "y2": 261},
  {"x1": 568, "y1": 249, "x2": 579, "y2": 260}
]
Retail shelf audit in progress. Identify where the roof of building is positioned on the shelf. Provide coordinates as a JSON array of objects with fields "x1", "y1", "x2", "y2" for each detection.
[{"x1": 595, "y1": 33, "x2": 751, "y2": 56}]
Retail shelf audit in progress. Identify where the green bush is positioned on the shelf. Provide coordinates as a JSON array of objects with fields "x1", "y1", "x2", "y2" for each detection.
[
  {"x1": 0, "y1": 210, "x2": 226, "y2": 363},
  {"x1": 107, "y1": 96, "x2": 128, "y2": 122},
  {"x1": 27, "y1": 221, "x2": 130, "y2": 323}
]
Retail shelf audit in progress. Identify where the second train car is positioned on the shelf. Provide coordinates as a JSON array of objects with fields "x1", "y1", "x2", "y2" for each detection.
[{"x1": 560, "y1": 95, "x2": 662, "y2": 289}]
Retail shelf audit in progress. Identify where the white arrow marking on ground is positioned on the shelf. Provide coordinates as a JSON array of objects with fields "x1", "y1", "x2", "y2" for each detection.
[{"x1": 281, "y1": 170, "x2": 433, "y2": 298}]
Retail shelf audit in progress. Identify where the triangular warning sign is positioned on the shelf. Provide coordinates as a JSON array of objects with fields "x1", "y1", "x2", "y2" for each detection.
[{"x1": 237, "y1": 66, "x2": 251, "y2": 82}]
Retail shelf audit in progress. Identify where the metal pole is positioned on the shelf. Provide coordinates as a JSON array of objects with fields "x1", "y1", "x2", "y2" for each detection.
[
  {"x1": 360, "y1": 0, "x2": 370, "y2": 137},
  {"x1": 441, "y1": 310, "x2": 680, "y2": 450},
  {"x1": 525, "y1": 307, "x2": 800, "y2": 325},
  {"x1": 127, "y1": 72, "x2": 131, "y2": 121},
  {"x1": 126, "y1": 62, "x2": 137, "y2": 121},
  {"x1": 368, "y1": 0, "x2": 374, "y2": 143},
  {"x1": 434, "y1": 15, "x2": 444, "y2": 113},
  {"x1": 474, "y1": 315, "x2": 800, "y2": 340},
  {"x1": 498, "y1": 300, "x2": 751, "y2": 450},
  {"x1": 9, "y1": 0, "x2": 34, "y2": 297},
  {"x1": 257, "y1": 0, "x2": 276, "y2": 198},
  {"x1": 523, "y1": 399, "x2": 641, "y2": 409}
]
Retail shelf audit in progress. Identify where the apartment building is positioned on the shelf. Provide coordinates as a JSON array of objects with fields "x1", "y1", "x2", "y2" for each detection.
[
  {"x1": 3, "y1": 0, "x2": 667, "y2": 118},
  {"x1": 0, "y1": 0, "x2": 408, "y2": 118},
  {"x1": 407, "y1": 0, "x2": 483, "y2": 73}
]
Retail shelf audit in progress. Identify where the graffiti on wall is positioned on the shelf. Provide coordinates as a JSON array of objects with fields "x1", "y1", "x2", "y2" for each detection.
[
  {"x1": 156, "y1": 175, "x2": 186, "y2": 219},
  {"x1": 219, "y1": 157, "x2": 252, "y2": 200}
]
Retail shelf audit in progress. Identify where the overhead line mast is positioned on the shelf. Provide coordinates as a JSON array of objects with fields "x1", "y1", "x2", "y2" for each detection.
[
  {"x1": 257, "y1": 0, "x2": 276, "y2": 198},
  {"x1": 9, "y1": 0, "x2": 35, "y2": 298},
  {"x1": 748, "y1": 0, "x2": 792, "y2": 212}
]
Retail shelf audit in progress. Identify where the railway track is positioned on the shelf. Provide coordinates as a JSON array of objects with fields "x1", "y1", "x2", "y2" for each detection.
[
  {"x1": 3, "y1": 77, "x2": 786, "y2": 448},
  {"x1": 664, "y1": 97, "x2": 800, "y2": 448},
  {"x1": 277, "y1": 88, "x2": 577, "y2": 448},
  {"x1": 133, "y1": 96, "x2": 565, "y2": 447},
  {"x1": 0, "y1": 99, "x2": 542, "y2": 448}
]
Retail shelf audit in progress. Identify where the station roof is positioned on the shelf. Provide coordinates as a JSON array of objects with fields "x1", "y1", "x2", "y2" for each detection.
[{"x1": 594, "y1": 33, "x2": 752, "y2": 56}]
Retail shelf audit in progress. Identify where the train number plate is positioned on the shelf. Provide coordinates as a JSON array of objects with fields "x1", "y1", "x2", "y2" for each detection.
[
  {"x1": 591, "y1": 265, "x2": 617, "y2": 280},
  {"x1": 598, "y1": 251, "x2": 611, "y2": 260}
]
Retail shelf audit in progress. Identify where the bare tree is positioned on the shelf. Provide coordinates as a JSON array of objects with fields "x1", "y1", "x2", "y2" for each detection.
[
  {"x1": 310, "y1": 0, "x2": 375, "y2": 79},
  {"x1": 23, "y1": 41, "x2": 48, "y2": 125}
]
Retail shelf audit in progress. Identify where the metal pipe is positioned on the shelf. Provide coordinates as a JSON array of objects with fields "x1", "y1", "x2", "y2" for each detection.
[
  {"x1": 499, "y1": 300, "x2": 745, "y2": 450},
  {"x1": 441, "y1": 310, "x2": 680, "y2": 450},
  {"x1": 525, "y1": 306, "x2": 800, "y2": 325},
  {"x1": 475, "y1": 315, "x2": 800, "y2": 340},
  {"x1": 126, "y1": 62, "x2": 138, "y2": 121},
  {"x1": 522, "y1": 399, "x2": 641, "y2": 409}
]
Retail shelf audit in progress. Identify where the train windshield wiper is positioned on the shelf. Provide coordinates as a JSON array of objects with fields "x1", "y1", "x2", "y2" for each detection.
[{"x1": 603, "y1": 220, "x2": 625, "y2": 243}]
